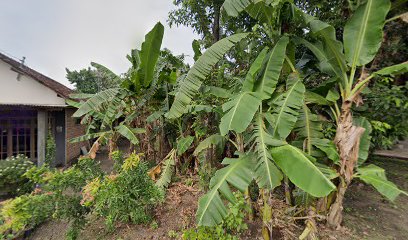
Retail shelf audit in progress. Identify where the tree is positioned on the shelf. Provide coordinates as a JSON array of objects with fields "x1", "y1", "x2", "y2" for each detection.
[
  {"x1": 66, "y1": 65, "x2": 121, "y2": 94},
  {"x1": 70, "y1": 22, "x2": 188, "y2": 160},
  {"x1": 66, "y1": 68, "x2": 99, "y2": 94},
  {"x1": 293, "y1": 0, "x2": 408, "y2": 227},
  {"x1": 168, "y1": 0, "x2": 257, "y2": 46}
]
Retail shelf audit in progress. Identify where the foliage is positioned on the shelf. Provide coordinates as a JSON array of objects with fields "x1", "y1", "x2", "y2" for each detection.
[
  {"x1": 0, "y1": 193, "x2": 55, "y2": 239},
  {"x1": 356, "y1": 164, "x2": 408, "y2": 202},
  {"x1": 45, "y1": 131, "x2": 56, "y2": 166},
  {"x1": 66, "y1": 66, "x2": 121, "y2": 94},
  {"x1": 1, "y1": 157, "x2": 104, "y2": 240},
  {"x1": 358, "y1": 79, "x2": 408, "y2": 149},
  {"x1": 0, "y1": 155, "x2": 34, "y2": 196},
  {"x1": 183, "y1": 192, "x2": 249, "y2": 240},
  {"x1": 83, "y1": 152, "x2": 163, "y2": 230},
  {"x1": 167, "y1": 0, "x2": 408, "y2": 233},
  {"x1": 167, "y1": 33, "x2": 249, "y2": 119},
  {"x1": 69, "y1": 22, "x2": 186, "y2": 160},
  {"x1": 155, "y1": 149, "x2": 176, "y2": 191}
]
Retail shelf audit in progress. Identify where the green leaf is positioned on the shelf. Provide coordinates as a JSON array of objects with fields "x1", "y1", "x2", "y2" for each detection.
[
  {"x1": 294, "y1": 38, "x2": 344, "y2": 81},
  {"x1": 344, "y1": 0, "x2": 391, "y2": 67},
  {"x1": 316, "y1": 163, "x2": 339, "y2": 180},
  {"x1": 374, "y1": 62, "x2": 408, "y2": 76},
  {"x1": 192, "y1": 39, "x2": 202, "y2": 62},
  {"x1": 73, "y1": 88, "x2": 121, "y2": 117},
  {"x1": 156, "y1": 154, "x2": 176, "y2": 190},
  {"x1": 187, "y1": 105, "x2": 213, "y2": 113},
  {"x1": 269, "y1": 74, "x2": 305, "y2": 140},
  {"x1": 295, "y1": 9, "x2": 349, "y2": 84},
  {"x1": 326, "y1": 89, "x2": 340, "y2": 102},
  {"x1": 194, "y1": 134, "x2": 226, "y2": 156},
  {"x1": 357, "y1": 164, "x2": 408, "y2": 201},
  {"x1": 219, "y1": 92, "x2": 262, "y2": 136},
  {"x1": 354, "y1": 117, "x2": 372, "y2": 164},
  {"x1": 294, "y1": 104, "x2": 324, "y2": 155},
  {"x1": 242, "y1": 47, "x2": 269, "y2": 92},
  {"x1": 304, "y1": 91, "x2": 330, "y2": 105},
  {"x1": 177, "y1": 136, "x2": 195, "y2": 155},
  {"x1": 91, "y1": 62, "x2": 121, "y2": 83},
  {"x1": 167, "y1": 33, "x2": 249, "y2": 119},
  {"x1": 101, "y1": 90, "x2": 128, "y2": 129},
  {"x1": 196, "y1": 155, "x2": 254, "y2": 226},
  {"x1": 68, "y1": 93, "x2": 95, "y2": 99},
  {"x1": 253, "y1": 114, "x2": 283, "y2": 190},
  {"x1": 115, "y1": 125, "x2": 144, "y2": 145},
  {"x1": 311, "y1": 138, "x2": 340, "y2": 163},
  {"x1": 136, "y1": 22, "x2": 165, "y2": 87},
  {"x1": 202, "y1": 86, "x2": 232, "y2": 98},
  {"x1": 70, "y1": 131, "x2": 109, "y2": 143},
  {"x1": 222, "y1": 0, "x2": 252, "y2": 17},
  {"x1": 271, "y1": 144, "x2": 336, "y2": 197},
  {"x1": 146, "y1": 111, "x2": 164, "y2": 123},
  {"x1": 255, "y1": 36, "x2": 289, "y2": 99},
  {"x1": 65, "y1": 99, "x2": 81, "y2": 108}
]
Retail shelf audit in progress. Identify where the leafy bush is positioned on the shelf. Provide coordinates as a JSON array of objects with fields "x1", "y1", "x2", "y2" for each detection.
[
  {"x1": 182, "y1": 192, "x2": 249, "y2": 240},
  {"x1": 0, "y1": 193, "x2": 55, "y2": 239},
  {"x1": 0, "y1": 157, "x2": 103, "y2": 240},
  {"x1": 0, "y1": 155, "x2": 35, "y2": 196},
  {"x1": 359, "y1": 79, "x2": 408, "y2": 149},
  {"x1": 81, "y1": 152, "x2": 163, "y2": 231},
  {"x1": 27, "y1": 157, "x2": 103, "y2": 239}
]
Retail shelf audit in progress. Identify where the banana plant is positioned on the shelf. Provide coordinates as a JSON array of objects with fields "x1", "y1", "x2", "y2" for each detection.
[
  {"x1": 69, "y1": 22, "x2": 182, "y2": 158},
  {"x1": 168, "y1": 2, "x2": 339, "y2": 239},
  {"x1": 292, "y1": 0, "x2": 408, "y2": 227}
]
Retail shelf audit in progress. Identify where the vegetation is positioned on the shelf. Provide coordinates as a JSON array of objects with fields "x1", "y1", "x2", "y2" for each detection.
[
  {"x1": 83, "y1": 152, "x2": 163, "y2": 231},
  {"x1": 0, "y1": 155, "x2": 34, "y2": 196},
  {"x1": 1, "y1": 0, "x2": 408, "y2": 239},
  {"x1": 183, "y1": 192, "x2": 249, "y2": 240},
  {"x1": 45, "y1": 130, "x2": 56, "y2": 166},
  {"x1": 66, "y1": 65, "x2": 122, "y2": 94}
]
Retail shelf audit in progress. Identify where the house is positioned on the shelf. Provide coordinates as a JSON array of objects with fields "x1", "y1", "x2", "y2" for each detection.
[{"x1": 0, "y1": 52, "x2": 88, "y2": 166}]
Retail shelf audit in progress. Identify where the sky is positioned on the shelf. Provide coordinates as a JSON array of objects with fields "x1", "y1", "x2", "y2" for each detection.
[{"x1": 0, "y1": 0, "x2": 199, "y2": 87}]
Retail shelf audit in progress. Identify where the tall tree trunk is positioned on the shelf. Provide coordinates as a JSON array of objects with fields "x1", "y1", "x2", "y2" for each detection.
[
  {"x1": 327, "y1": 101, "x2": 365, "y2": 228},
  {"x1": 212, "y1": 4, "x2": 221, "y2": 43}
]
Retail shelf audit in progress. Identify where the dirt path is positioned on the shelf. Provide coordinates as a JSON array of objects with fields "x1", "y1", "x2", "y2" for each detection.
[
  {"x1": 338, "y1": 157, "x2": 408, "y2": 239},
  {"x1": 375, "y1": 140, "x2": 408, "y2": 160}
]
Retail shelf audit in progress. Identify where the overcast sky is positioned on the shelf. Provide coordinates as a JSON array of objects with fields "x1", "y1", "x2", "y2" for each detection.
[{"x1": 0, "y1": 0, "x2": 199, "y2": 87}]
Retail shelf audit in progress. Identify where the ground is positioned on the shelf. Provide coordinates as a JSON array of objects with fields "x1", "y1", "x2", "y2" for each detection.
[
  {"x1": 29, "y1": 154, "x2": 408, "y2": 240},
  {"x1": 375, "y1": 140, "x2": 408, "y2": 160}
]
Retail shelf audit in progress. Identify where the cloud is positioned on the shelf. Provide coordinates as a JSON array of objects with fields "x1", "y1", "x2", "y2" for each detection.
[{"x1": 0, "y1": 0, "x2": 199, "y2": 87}]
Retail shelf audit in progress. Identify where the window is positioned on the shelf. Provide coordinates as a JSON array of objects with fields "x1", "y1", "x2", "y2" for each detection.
[{"x1": 0, "y1": 120, "x2": 7, "y2": 160}]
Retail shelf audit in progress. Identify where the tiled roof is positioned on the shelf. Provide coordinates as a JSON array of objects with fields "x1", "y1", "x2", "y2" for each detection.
[{"x1": 0, "y1": 52, "x2": 73, "y2": 98}]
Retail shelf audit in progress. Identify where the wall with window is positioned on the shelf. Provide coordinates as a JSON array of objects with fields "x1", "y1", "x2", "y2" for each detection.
[{"x1": 0, "y1": 108, "x2": 37, "y2": 160}]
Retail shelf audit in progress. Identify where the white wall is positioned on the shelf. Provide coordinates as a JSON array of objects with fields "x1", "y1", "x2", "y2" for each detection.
[{"x1": 0, "y1": 60, "x2": 66, "y2": 106}]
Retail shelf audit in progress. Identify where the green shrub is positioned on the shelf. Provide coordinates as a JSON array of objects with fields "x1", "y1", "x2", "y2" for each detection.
[
  {"x1": 82, "y1": 152, "x2": 163, "y2": 231},
  {"x1": 0, "y1": 193, "x2": 55, "y2": 239},
  {"x1": 182, "y1": 192, "x2": 249, "y2": 240},
  {"x1": 1, "y1": 157, "x2": 104, "y2": 240},
  {"x1": 0, "y1": 155, "x2": 35, "y2": 196},
  {"x1": 359, "y1": 79, "x2": 408, "y2": 149},
  {"x1": 45, "y1": 131, "x2": 56, "y2": 166}
]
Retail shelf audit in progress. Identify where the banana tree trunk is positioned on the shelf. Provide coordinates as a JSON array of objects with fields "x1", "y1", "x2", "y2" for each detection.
[
  {"x1": 327, "y1": 101, "x2": 365, "y2": 228},
  {"x1": 261, "y1": 190, "x2": 273, "y2": 240},
  {"x1": 108, "y1": 134, "x2": 119, "y2": 160}
]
